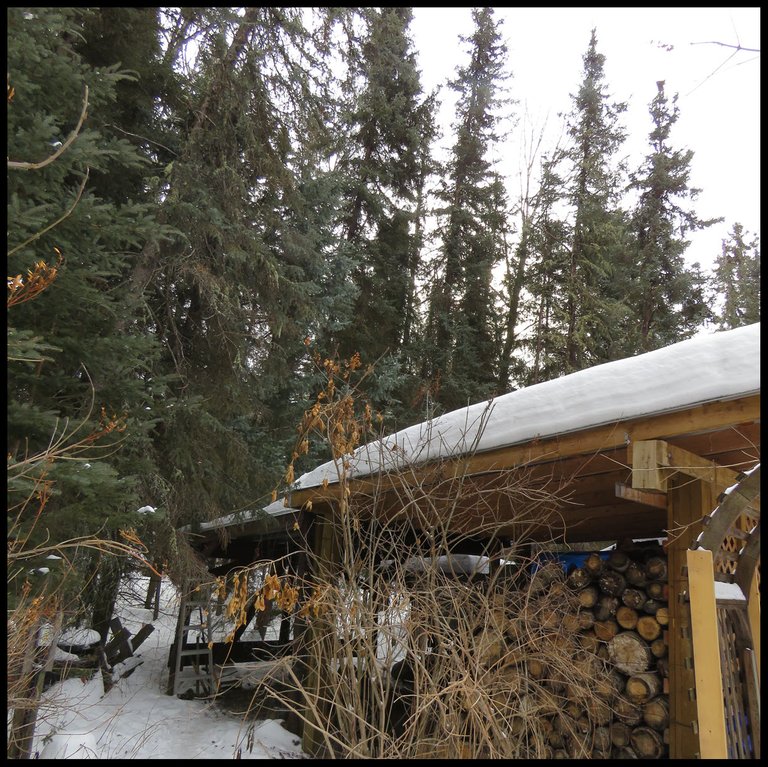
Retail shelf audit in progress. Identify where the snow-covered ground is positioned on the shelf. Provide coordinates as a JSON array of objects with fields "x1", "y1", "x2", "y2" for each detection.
[{"x1": 30, "y1": 575, "x2": 307, "y2": 760}]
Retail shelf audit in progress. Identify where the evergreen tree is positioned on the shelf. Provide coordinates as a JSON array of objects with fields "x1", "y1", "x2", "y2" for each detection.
[
  {"x1": 621, "y1": 80, "x2": 719, "y2": 351},
  {"x1": 125, "y1": 8, "x2": 358, "y2": 527},
  {"x1": 520, "y1": 148, "x2": 574, "y2": 385},
  {"x1": 7, "y1": 8, "x2": 166, "y2": 626},
  {"x1": 562, "y1": 28, "x2": 628, "y2": 371},
  {"x1": 425, "y1": 7, "x2": 512, "y2": 411},
  {"x1": 711, "y1": 223, "x2": 760, "y2": 329},
  {"x1": 330, "y1": 7, "x2": 436, "y2": 427}
]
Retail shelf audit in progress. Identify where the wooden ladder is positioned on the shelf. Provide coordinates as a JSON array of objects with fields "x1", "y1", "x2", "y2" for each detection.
[{"x1": 167, "y1": 581, "x2": 217, "y2": 697}]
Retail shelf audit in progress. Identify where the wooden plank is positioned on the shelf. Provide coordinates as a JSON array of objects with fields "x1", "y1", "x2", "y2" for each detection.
[
  {"x1": 665, "y1": 443, "x2": 740, "y2": 490},
  {"x1": 667, "y1": 476, "x2": 712, "y2": 759},
  {"x1": 687, "y1": 548, "x2": 728, "y2": 758},
  {"x1": 615, "y1": 482, "x2": 667, "y2": 508},
  {"x1": 630, "y1": 440, "x2": 670, "y2": 491},
  {"x1": 747, "y1": 568, "x2": 760, "y2": 678}
]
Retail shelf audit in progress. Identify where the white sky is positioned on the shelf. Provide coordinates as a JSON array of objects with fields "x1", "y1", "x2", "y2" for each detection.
[{"x1": 410, "y1": 6, "x2": 760, "y2": 272}]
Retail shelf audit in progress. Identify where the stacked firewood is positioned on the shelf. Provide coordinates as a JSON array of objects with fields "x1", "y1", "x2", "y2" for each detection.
[{"x1": 559, "y1": 540, "x2": 670, "y2": 759}]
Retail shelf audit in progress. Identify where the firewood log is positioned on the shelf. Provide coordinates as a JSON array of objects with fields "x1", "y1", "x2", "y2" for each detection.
[
  {"x1": 607, "y1": 549, "x2": 630, "y2": 573},
  {"x1": 616, "y1": 605, "x2": 639, "y2": 630},
  {"x1": 568, "y1": 567, "x2": 593, "y2": 589},
  {"x1": 621, "y1": 588, "x2": 647, "y2": 610},
  {"x1": 641, "y1": 598, "x2": 661, "y2": 615},
  {"x1": 642, "y1": 696, "x2": 669, "y2": 730},
  {"x1": 636, "y1": 615, "x2": 662, "y2": 642},
  {"x1": 594, "y1": 594, "x2": 619, "y2": 621},
  {"x1": 610, "y1": 721, "x2": 632, "y2": 748},
  {"x1": 579, "y1": 630, "x2": 600, "y2": 654},
  {"x1": 644, "y1": 557, "x2": 667, "y2": 582},
  {"x1": 625, "y1": 561, "x2": 647, "y2": 588},
  {"x1": 592, "y1": 725, "x2": 612, "y2": 754},
  {"x1": 586, "y1": 696, "x2": 613, "y2": 726},
  {"x1": 645, "y1": 581, "x2": 667, "y2": 601},
  {"x1": 577, "y1": 609, "x2": 595, "y2": 630},
  {"x1": 584, "y1": 552, "x2": 605, "y2": 577},
  {"x1": 613, "y1": 695, "x2": 642, "y2": 726},
  {"x1": 594, "y1": 618, "x2": 619, "y2": 642},
  {"x1": 649, "y1": 636, "x2": 667, "y2": 659},
  {"x1": 612, "y1": 745, "x2": 639, "y2": 759},
  {"x1": 656, "y1": 657, "x2": 669, "y2": 678},
  {"x1": 578, "y1": 585, "x2": 599, "y2": 609},
  {"x1": 625, "y1": 671, "x2": 662, "y2": 703},
  {"x1": 608, "y1": 631, "x2": 652, "y2": 674},
  {"x1": 629, "y1": 725, "x2": 664, "y2": 758},
  {"x1": 598, "y1": 570, "x2": 627, "y2": 597},
  {"x1": 654, "y1": 607, "x2": 669, "y2": 627}
]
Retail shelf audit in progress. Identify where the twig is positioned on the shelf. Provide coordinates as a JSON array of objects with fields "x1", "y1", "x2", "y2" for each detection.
[{"x1": 8, "y1": 86, "x2": 89, "y2": 170}]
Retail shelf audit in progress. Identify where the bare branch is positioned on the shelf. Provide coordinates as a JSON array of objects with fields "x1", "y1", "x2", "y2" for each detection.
[
  {"x1": 7, "y1": 85, "x2": 89, "y2": 171},
  {"x1": 690, "y1": 40, "x2": 760, "y2": 53}
]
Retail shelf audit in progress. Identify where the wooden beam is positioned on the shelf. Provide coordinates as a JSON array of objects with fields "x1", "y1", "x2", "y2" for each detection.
[
  {"x1": 665, "y1": 443, "x2": 740, "y2": 490},
  {"x1": 615, "y1": 482, "x2": 667, "y2": 508},
  {"x1": 630, "y1": 439, "x2": 669, "y2": 491},
  {"x1": 687, "y1": 548, "x2": 728, "y2": 758}
]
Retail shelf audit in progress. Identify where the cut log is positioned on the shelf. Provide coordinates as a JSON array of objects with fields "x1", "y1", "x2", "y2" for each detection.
[
  {"x1": 568, "y1": 567, "x2": 592, "y2": 589},
  {"x1": 629, "y1": 725, "x2": 664, "y2": 758},
  {"x1": 607, "y1": 549, "x2": 630, "y2": 573},
  {"x1": 625, "y1": 671, "x2": 662, "y2": 703},
  {"x1": 642, "y1": 696, "x2": 669, "y2": 731},
  {"x1": 579, "y1": 630, "x2": 600, "y2": 654},
  {"x1": 608, "y1": 631, "x2": 652, "y2": 674},
  {"x1": 594, "y1": 595, "x2": 619, "y2": 621},
  {"x1": 593, "y1": 668, "x2": 624, "y2": 700},
  {"x1": 586, "y1": 697, "x2": 613, "y2": 726},
  {"x1": 644, "y1": 557, "x2": 667, "y2": 582},
  {"x1": 577, "y1": 586, "x2": 599, "y2": 609},
  {"x1": 612, "y1": 745, "x2": 639, "y2": 759},
  {"x1": 636, "y1": 615, "x2": 662, "y2": 642},
  {"x1": 649, "y1": 637, "x2": 667, "y2": 659},
  {"x1": 598, "y1": 570, "x2": 627, "y2": 597},
  {"x1": 625, "y1": 561, "x2": 647, "y2": 588},
  {"x1": 577, "y1": 610, "x2": 595, "y2": 630},
  {"x1": 641, "y1": 599, "x2": 661, "y2": 615},
  {"x1": 645, "y1": 581, "x2": 667, "y2": 601},
  {"x1": 614, "y1": 695, "x2": 642, "y2": 726},
  {"x1": 621, "y1": 588, "x2": 647, "y2": 610},
  {"x1": 548, "y1": 729, "x2": 565, "y2": 749},
  {"x1": 610, "y1": 721, "x2": 632, "y2": 748},
  {"x1": 562, "y1": 613, "x2": 581, "y2": 633},
  {"x1": 593, "y1": 725, "x2": 612, "y2": 753},
  {"x1": 594, "y1": 618, "x2": 619, "y2": 642},
  {"x1": 616, "y1": 605, "x2": 639, "y2": 630},
  {"x1": 584, "y1": 552, "x2": 605, "y2": 577},
  {"x1": 654, "y1": 607, "x2": 669, "y2": 627},
  {"x1": 655, "y1": 657, "x2": 669, "y2": 678}
]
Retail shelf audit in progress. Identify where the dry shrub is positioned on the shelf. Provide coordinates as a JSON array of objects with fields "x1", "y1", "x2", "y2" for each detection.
[{"x1": 234, "y1": 451, "x2": 617, "y2": 759}]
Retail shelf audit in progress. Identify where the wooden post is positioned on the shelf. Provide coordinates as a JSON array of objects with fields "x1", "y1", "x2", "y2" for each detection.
[
  {"x1": 687, "y1": 547, "x2": 728, "y2": 758},
  {"x1": 747, "y1": 567, "x2": 760, "y2": 678},
  {"x1": 666, "y1": 476, "x2": 713, "y2": 759}
]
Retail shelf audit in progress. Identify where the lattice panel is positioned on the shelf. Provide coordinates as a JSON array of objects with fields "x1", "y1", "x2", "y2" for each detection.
[
  {"x1": 715, "y1": 510, "x2": 760, "y2": 585},
  {"x1": 717, "y1": 605, "x2": 757, "y2": 759}
]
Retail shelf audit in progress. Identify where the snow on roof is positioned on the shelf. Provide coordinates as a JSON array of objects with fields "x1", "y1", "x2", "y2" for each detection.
[{"x1": 293, "y1": 323, "x2": 760, "y2": 493}]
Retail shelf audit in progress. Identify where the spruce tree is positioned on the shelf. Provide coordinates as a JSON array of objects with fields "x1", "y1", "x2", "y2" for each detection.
[
  {"x1": 7, "y1": 8, "x2": 166, "y2": 625},
  {"x1": 425, "y1": 7, "x2": 512, "y2": 411},
  {"x1": 330, "y1": 7, "x2": 436, "y2": 427},
  {"x1": 711, "y1": 223, "x2": 760, "y2": 329},
  {"x1": 622, "y1": 80, "x2": 719, "y2": 351},
  {"x1": 562, "y1": 28, "x2": 628, "y2": 371}
]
